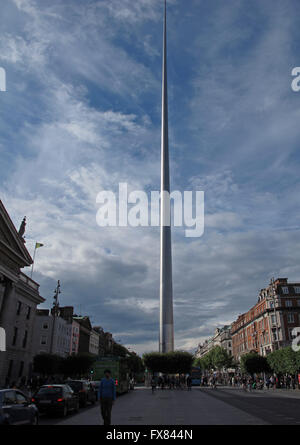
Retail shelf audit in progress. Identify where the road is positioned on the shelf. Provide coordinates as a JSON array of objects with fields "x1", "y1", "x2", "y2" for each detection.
[{"x1": 38, "y1": 386, "x2": 300, "y2": 425}]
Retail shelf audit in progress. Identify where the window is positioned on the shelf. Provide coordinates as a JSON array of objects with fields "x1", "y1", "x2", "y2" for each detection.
[
  {"x1": 273, "y1": 331, "x2": 278, "y2": 341},
  {"x1": 287, "y1": 313, "x2": 294, "y2": 324},
  {"x1": 41, "y1": 336, "x2": 47, "y2": 345},
  {"x1": 271, "y1": 315, "x2": 276, "y2": 325},
  {"x1": 16, "y1": 301, "x2": 22, "y2": 315},
  {"x1": 43, "y1": 323, "x2": 49, "y2": 330},
  {"x1": 22, "y1": 330, "x2": 28, "y2": 348},
  {"x1": 270, "y1": 301, "x2": 274, "y2": 309},
  {"x1": 285, "y1": 300, "x2": 293, "y2": 307},
  {"x1": 7, "y1": 360, "x2": 13, "y2": 378},
  {"x1": 18, "y1": 361, "x2": 24, "y2": 378},
  {"x1": 282, "y1": 287, "x2": 289, "y2": 294},
  {"x1": 16, "y1": 391, "x2": 27, "y2": 405},
  {"x1": 294, "y1": 287, "x2": 300, "y2": 294},
  {"x1": 3, "y1": 391, "x2": 16, "y2": 406},
  {"x1": 12, "y1": 327, "x2": 18, "y2": 346},
  {"x1": 26, "y1": 306, "x2": 31, "y2": 320}
]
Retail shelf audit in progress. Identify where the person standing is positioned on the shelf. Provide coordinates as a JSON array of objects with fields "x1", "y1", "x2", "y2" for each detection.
[
  {"x1": 187, "y1": 375, "x2": 192, "y2": 391},
  {"x1": 151, "y1": 376, "x2": 156, "y2": 394},
  {"x1": 98, "y1": 369, "x2": 116, "y2": 426}
]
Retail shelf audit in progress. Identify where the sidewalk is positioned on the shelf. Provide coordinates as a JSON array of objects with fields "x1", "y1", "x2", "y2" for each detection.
[{"x1": 214, "y1": 385, "x2": 300, "y2": 399}]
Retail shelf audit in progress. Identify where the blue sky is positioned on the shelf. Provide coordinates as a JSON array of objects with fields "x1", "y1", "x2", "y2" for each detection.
[{"x1": 1, "y1": 0, "x2": 300, "y2": 353}]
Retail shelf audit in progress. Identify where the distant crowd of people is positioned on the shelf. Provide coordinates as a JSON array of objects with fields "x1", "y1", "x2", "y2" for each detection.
[
  {"x1": 201, "y1": 374, "x2": 299, "y2": 391},
  {"x1": 150, "y1": 374, "x2": 193, "y2": 392}
]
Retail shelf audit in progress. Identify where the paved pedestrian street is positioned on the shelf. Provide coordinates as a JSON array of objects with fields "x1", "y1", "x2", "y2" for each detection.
[{"x1": 39, "y1": 386, "x2": 300, "y2": 426}]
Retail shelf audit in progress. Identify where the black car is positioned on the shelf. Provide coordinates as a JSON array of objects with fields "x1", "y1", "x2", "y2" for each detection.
[
  {"x1": 32, "y1": 384, "x2": 79, "y2": 417},
  {"x1": 65, "y1": 380, "x2": 96, "y2": 407},
  {"x1": 0, "y1": 389, "x2": 39, "y2": 425}
]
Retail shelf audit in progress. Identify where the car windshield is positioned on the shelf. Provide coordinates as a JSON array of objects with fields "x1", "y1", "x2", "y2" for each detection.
[{"x1": 37, "y1": 387, "x2": 63, "y2": 395}]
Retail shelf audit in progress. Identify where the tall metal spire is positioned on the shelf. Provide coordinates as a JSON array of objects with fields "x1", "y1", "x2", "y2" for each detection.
[{"x1": 159, "y1": 0, "x2": 174, "y2": 353}]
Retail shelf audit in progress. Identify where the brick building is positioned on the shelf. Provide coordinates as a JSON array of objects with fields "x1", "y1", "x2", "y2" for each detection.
[{"x1": 231, "y1": 278, "x2": 300, "y2": 361}]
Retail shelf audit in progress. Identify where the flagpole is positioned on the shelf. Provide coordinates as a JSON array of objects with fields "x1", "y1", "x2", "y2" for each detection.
[{"x1": 30, "y1": 244, "x2": 37, "y2": 279}]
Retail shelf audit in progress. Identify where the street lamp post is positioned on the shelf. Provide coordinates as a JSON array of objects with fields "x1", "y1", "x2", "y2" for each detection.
[{"x1": 49, "y1": 280, "x2": 61, "y2": 355}]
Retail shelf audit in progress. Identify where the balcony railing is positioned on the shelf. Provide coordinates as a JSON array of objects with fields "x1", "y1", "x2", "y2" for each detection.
[{"x1": 19, "y1": 272, "x2": 39, "y2": 291}]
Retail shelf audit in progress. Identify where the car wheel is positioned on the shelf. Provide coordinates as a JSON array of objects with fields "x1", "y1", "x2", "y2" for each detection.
[
  {"x1": 61, "y1": 404, "x2": 68, "y2": 417},
  {"x1": 31, "y1": 414, "x2": 39, "y2": 425}
]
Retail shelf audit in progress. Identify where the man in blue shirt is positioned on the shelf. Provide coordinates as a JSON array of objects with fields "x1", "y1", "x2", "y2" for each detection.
[{"x1": 98, "y1": 369, "x2": 116, "y2": 426}]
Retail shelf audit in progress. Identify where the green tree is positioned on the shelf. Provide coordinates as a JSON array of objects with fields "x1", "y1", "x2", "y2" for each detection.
[
  {"x1": 61, "y1": 354, "x2": 96, "y2": 378},
  {"x1": 267, "y1": 346, "x2": 299, "y2": 375},
  {"x1": 196, "y1": 347, "x2": 232, "y2": 372},
  {"x1": 126, "y1": 353, "x2": 145, "y2": 374},
  {"x1": 33, "y1": 353, "x2": 62, "y2": 376},
  {"x1": 241, "y1": 352, "x2": 270, "y2": 375},
  {"x1": 143, "y1": 351, "x2": 193, "y2": 374},
  {"x1": 211, "y1": 346, "x2": 232, "y2": 370}
]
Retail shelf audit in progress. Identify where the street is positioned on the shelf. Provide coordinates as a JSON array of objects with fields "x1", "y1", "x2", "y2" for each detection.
[{"x1": 39, "y1": 386, "x2": 300, "y2": 425}]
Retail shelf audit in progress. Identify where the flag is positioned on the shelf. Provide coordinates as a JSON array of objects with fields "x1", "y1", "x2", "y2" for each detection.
[{"x1": 35, "y1": 242, "x2": 44, "y2": 249}]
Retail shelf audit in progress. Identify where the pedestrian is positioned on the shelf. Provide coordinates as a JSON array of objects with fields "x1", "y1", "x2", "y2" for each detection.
[
  {"x1": 98, "y1": 369, "x2": 116, "y2": 426},
  {"x1": 242, "y1": 377, "x2": 247, "y2": 392},
  {"x1": 151, "y1": 376, "x2": 156, "y2": 394},
  {"x1": 170, "y1": 377, "x2": 175, "y2": 390},
  {"x1": 187, "y1": 375, "x2": 192, "y2": 391}
]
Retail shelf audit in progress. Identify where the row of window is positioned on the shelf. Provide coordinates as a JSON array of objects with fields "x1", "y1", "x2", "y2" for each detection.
[
  {"x1": 12, "y1": 327, "x2": 28, "y2": 348},
  {"x1": 7, "y1": 359, "x2": 25, "y2": 379},
  {"x1": 281, "y1": 286, "x2": 300, "y2": 294},
  {"x1": 16, "y1": 301, "x2": 31, "y2": 320},
  {"x1": 40, "y1": 335, "x2": 70, "y2": 348}
]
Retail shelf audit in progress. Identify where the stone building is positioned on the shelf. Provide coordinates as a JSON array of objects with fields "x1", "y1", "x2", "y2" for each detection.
[
  {"x1": 231, "y1": 278, "x2": 300, "y2": 361},
  {"x1": 73, "y1": 316, "x2": 93, "y2": 354},
  {"x1": 89, "y1": 329, "x2": 100, "y2": 356},
  {"x1": 32, "y1": 309, "x2": 72, "y2": 357},
  {"x1": 58, "y1": 306, "x2": 80, "y2": 355},
  {"x1": 0, "y1": 200, "x2": 44, "y2": 386},
  {"x1": 195, "y1": 325, "x2": 232, "y2": 359},
  {"x1": 93, "y1": 326, "x2": 113, "y2": 356}
]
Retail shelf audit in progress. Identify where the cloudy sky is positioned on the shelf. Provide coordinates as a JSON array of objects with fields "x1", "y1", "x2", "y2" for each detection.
[{"x1": 1, "y1": 0, "x2": 300, "y2": 354}]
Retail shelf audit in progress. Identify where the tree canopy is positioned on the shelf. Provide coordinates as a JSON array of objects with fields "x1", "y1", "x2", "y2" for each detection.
[
  {"x1": 240, "y1": 352, "x2": 270, "y2": 375},
  {"x1": 143, "y1": 351, "x2": 193, "y2": 374},
  {"x1": 194, "y1": 346, "x2": 233, "y2": 371},
  {"x1": 266, "y1": 347, "x2": 300, "y2": 375}
]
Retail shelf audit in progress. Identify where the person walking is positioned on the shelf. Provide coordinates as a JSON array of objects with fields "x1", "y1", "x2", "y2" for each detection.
[
  {"x1": 151, "y1": 376, "x2": 156, "y2": 394},
  {"x1": 187, "y1": 375, "x2": 192, "y2": 391},
  {"x1": 98, "y1": 369, "x2": 116, "y2": 426}
]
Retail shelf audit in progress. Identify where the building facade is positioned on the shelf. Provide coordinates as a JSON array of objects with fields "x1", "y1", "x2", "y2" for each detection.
[
  {"x1": 195, "y1": 325, "x2": 232, "y2": 358},
  {"x1": 93, "y1": 326, "x2": 113, "y2": 356},
  {"x1": 32, "y1": 309, "x2": 72, "y2": 357},
  {"x1": 89, "y1": 329, "x2": 100, "y2": 356},
  {"x1": 73, "y1": 316, "x2": 93, "y2": 355},
  {"x1": 0, "y1": 200, "x2": 44, "y2": 386},
  {"x1": 231, "y1": 278, "x2": 300, "y2": 361}
]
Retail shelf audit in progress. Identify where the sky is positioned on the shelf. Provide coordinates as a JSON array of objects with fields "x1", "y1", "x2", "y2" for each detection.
[{"x1": 1, "y1": 0, "x2": 300, "y2": 355}]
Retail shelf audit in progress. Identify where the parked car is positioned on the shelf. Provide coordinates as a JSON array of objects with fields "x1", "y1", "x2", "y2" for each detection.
[
  {"x1": 65, "y1": 380, "x2": 96, "y2": 407},
  {"x1": 0, "y1": 389, "x2": 39, "y2": 425},
  {"x1": 32, "y1": 384, "x2": 79, "y2": 417}
]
